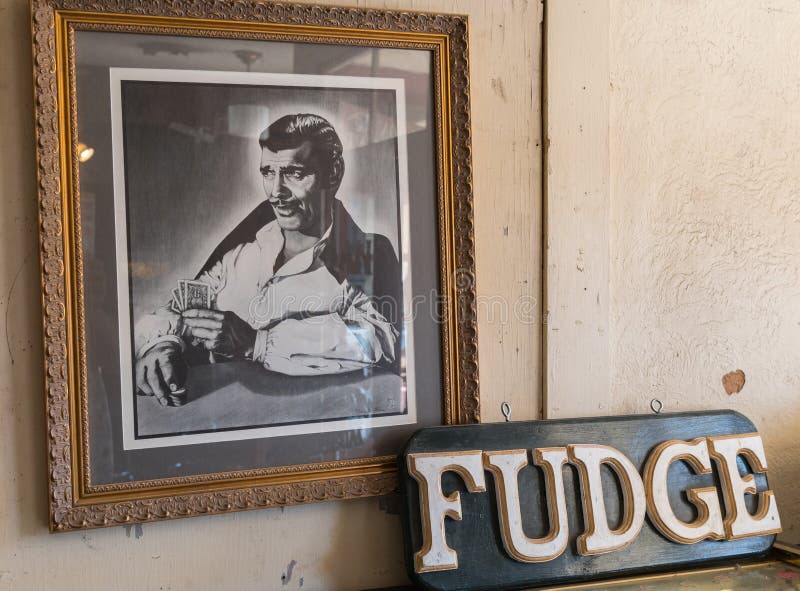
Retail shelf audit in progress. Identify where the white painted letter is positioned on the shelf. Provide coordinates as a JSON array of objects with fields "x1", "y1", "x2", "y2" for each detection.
[
  {"x1": 643, "y1": 438, "x2": 725, "y2": 543},
  {"x1": 568, "y1": 444, "x2": 647, "y2": 555},
  {"x1": 483, "y1": 448, "x2": 569, "y2": 562},
  {"x1": 707, "y1": 433, "x2": 782, "y2": 539},
  {"x1": 407, "y1": 451, "x2": 487, "y2": 573}
]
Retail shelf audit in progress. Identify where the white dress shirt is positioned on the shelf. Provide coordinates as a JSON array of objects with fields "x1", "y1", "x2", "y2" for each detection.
[{"x1": 134, "y1": 219, "x2": 398, "y2": 375}]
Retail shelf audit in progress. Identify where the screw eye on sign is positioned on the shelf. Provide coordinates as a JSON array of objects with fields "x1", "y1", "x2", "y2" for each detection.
[{"x1": 400, "y1": 411, "x2": 781, "y2": 591}]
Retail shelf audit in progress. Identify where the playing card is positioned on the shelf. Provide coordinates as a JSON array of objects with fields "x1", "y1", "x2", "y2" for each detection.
[
  {"x1": 179, "y1": 280, "x2": 187, "y2": 310},
  {"x1": 182, "y1": 280, "x2": 211, "y2": 310},
  {"x1": 171, "y1": 287, "x2": 184, "y2": 313}
]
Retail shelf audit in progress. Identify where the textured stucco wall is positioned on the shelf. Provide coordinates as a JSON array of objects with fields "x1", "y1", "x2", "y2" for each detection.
[{"x1": 609, "y1": 1, "x2": 800, "y2": 543}]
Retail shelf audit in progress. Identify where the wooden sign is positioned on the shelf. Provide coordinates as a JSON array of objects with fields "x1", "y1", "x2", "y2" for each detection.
[{"x1": 400, "y1": 411, "x2": 781, "y2": 591}]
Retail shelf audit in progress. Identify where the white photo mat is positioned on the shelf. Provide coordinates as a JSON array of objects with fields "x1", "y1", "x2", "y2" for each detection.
[{"x1": 109, "y1": 68, "x2": 417, "y2": 449}]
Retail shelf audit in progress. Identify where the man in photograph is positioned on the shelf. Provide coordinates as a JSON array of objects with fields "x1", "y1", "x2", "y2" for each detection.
[{"x1": 133, "y1": 113, "x2": 401, "y2": 406}]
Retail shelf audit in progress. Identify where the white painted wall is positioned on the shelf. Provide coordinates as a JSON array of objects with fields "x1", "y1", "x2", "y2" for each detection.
[
  {"x1": 0, "y1": 0, "x2": 541, "y2": 589},
  {"x1": 608, "y1": 0, "x2": 800, "y2": 544},
  {"x1": 548, "y1": 0, "x2": 800, "y2": 544},
  {"x1": 544, "y1": 0, "x2": 611, "y2": 418}
]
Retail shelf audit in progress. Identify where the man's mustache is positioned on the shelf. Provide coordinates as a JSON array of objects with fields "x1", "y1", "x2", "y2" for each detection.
[{"x1": 268, "y1": 198, "x2": 304, "y2": 208}]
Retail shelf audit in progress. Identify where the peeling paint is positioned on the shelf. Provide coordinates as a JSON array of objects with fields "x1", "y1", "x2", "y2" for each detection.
[
  {"x1": 281, "y1": 560, "x2": 297, "y2": 585},
  {"x1": 722, "y1": 370, "x2": 746, "y2": 395},
  {"x1": 124, "y1": 524, "x2": 144, "y2": 539},
  {"x1": 80, "y1": 534, "x2": 96, "y2": 550},
  {"x1": 490, "y1": 77, "x2": 507, "y2": 101}
]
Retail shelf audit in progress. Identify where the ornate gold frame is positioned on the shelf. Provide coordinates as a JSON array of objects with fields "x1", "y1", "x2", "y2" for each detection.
[{"x1": 31, "y1": 0, "x2": 479, "y2": 531}]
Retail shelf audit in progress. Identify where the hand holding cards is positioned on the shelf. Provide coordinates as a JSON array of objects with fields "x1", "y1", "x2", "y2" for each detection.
[
  {"x1": 168, "y1": 280, "x2": 254, "y2": 358},
  {"x1": 170, "y1": 279, "x2": 213, "y2": 313},
  {"x1": 181, "y1": 308, "x2": 257, "y2": 358},
  {"x1": 135, "y1": 279, "x2": 213, "y2": 407},
  {"x1": 136, "y1": 279, "x2": 256, "y2": 407}
]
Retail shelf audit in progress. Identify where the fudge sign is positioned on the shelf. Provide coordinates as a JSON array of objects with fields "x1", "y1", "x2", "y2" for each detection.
[{"x1": 400, "y1": 412, "x2": 781, "y2": 591}]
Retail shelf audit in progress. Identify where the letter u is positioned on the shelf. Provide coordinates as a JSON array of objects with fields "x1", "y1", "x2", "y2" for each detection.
[{"x1": 483, "y1": 448, "x2": 570, "y2": 562}]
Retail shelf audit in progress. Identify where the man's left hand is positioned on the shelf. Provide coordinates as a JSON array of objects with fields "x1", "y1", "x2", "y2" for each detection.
[{"x1": 182, "y1": 308, "x2": 256, "y2": 357}]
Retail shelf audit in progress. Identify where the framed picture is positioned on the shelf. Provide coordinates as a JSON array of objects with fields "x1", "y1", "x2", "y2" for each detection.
[{"x1": 31, "y1": 0, "x2": 479, "y2": 531}]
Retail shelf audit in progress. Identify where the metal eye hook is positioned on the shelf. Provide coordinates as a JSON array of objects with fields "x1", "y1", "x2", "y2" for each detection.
[
  {"x1": 501, "y1": 402, "x2": 512, "y2": 423},
  {"x1": 650, "y1": 398, "x2": 663, "y2": 415}
]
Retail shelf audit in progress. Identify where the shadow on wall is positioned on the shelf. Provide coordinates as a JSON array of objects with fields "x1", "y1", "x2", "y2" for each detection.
[{"x1": 317, "y1": 497, "x2": 408, "y2": 590}]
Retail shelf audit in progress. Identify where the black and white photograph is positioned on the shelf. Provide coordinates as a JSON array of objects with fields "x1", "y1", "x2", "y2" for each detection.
[
  {"x1": 34, "y1": 2, "x2": 477, "y2": 527},
  {"x1": 110, "y1": 69, "x2": 417, "y2": 449}
]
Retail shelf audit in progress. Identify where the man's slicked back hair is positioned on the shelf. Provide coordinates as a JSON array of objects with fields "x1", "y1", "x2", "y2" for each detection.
[{"x1": 259, "y1": 114, "x2": 345, "y2": 190}]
